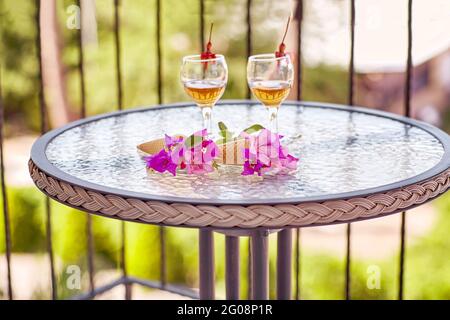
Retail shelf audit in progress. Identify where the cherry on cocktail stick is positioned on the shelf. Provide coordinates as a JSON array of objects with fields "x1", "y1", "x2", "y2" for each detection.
[
  {"x1": 275, "y1": 16, "x2": 291, "y2": 58},
  {"x1": 201, "y1": 23, "x2": 216, "y2": 60}
]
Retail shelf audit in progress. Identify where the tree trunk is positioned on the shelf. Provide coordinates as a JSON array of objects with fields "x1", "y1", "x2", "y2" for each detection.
[{"x1": 40, "y1": 0, "x2": 71, "y2": 128}]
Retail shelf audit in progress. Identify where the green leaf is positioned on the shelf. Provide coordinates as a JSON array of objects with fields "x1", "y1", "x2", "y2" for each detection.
[
  {"x1": 184, "y1": 134, "x2": 204, "y2": 148},
  {"x1": 218, "y1": 121, "x2": 228, "y2": 132},
  {"x1": 217, "y1": 121, "x2": 234, "y2": 142},
  {"x1": 243, "y1": 124, "x2": 265, "y2": 135}
]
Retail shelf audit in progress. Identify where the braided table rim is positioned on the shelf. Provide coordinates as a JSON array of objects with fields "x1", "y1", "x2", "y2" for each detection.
[{"x1": 29, "y1": 159, "x2": 450, "y2": 229}]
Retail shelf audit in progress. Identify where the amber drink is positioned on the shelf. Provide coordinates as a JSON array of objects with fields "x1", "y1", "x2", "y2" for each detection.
[
  {"x1": 250, "y1": 81, "x2": 291, "y2": 107},
  {"x1": 183, "y1": 80, "x2": 225, "y2": 108}
]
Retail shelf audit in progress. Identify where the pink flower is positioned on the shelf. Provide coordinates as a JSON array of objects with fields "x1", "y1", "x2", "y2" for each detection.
[
  {"x1": 242, "y1": 160, "x2": 265, "y2": 176},
  {"x1": 185, "y1": 163, "x2": 215, "y2": 174},
  {"x1": 170, "y1": 142, "x2": 185, "y2": 166},
  {"x1": 241, "y1": 129, "x2": 281, "y2": 165},
  {"x1": 184, "y1": 132, "x2": 219, "y2": 175},
  {"x1": 240, "y1": 128, "x2": 298, "y2": 176},
  {"x1": 145, "y1": 149, "x2": 178, "y2": 176},
  {"x1": 164, "y1": 134, "x2": 183, "y2": 149},
  {"x1": 162, "y1": 134, "x2": 186, "y2": 168},
  {"x1": 144, "y1": 127, "x2": 297, "y2": 177},
  {"x1": 278, "y1": 146, "x2": 299, "y2": 170}
]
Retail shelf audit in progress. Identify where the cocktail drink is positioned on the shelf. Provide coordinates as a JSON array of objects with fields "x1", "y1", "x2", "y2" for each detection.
[
  {"x1": 247, "y1": 54, "x2": 293, "y2": 133},
  {"x1": 180, "y1": 24, "x2": 227, "y2": 136}
]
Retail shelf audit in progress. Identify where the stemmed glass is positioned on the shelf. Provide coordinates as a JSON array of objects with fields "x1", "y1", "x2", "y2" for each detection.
[
  {"x1": 181, "y1": 54, "x2": 228, "y2": 136},
  {"x1": 247, "y1": 54, "x2": 294, "y2": 133}
]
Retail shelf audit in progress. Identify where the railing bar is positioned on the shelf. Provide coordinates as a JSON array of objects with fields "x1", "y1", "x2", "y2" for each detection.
[
  {"x1": 296, "y1": 0, "x2": 303, "y2": 101},
  {"x1": 120, "y1": 218, "x2": 131, "y2": 299},
  {"x1": 113, "y1": 0, "x2": 130, "y2": 300},
  {"x1": 200, "y1": 0, "x2": 205, "y2": 49},
  {"x1": 399, "y1": 0, "x2": 413, "y2": 301},
  {"x1": 295, "y1": 228, "x2": 300, "y2": 300},
  {"x1": 36, "y1": 0, "x2": 49, "y2": 135},
  {"x1": 404, "y1": 0, "x2": 413, "y2": 119},
  {"x1": 127, "y1": 276, "x2": 200, "y2": 300},
  {"x1": 86, "y1": 215, "x2": 95, "y2": 292},
  {"x1": 344, "y1": 223, "x2": 351, "y2": 299},
  {"x1": 159, "y1": 227, "x2": 167, "y2": 287},
  {"x1": 155, "y1": 0, "x2": 167, "y2": 289},
  {"x1": 77, "y1": 0, "x2": 87, "y2": 119},
  {"x1": 294, "y1": 0, "x2": 303, "y2": 300},
  {"x1": 245, "y1": 0, "x2": 253, "y2": 299},
  {"x1": 45, "y1": 199, "x2": 56, "y2": 299},
  {"x1": 0, "y1": 66, "x2": 13, "y2": 300},
  {"x1": 76, "y1": 0, "x2": 95, "y2": 294},
  {"x1": 196, "y1": 1, "x2": 215, "y2": 301},
  {"x1": 114, "y1": 0, "x2": 123, "y2": 111},
  {"x1": 245, "y1": 0, "x2": 252, "y2": 99},
  {"x1": 344, "y1": 0, "x2": 355, "y2": 301},
  {"x1": 156, "y1": 0, "x2": 163, "y2": 105},
  {"x1": 348, "y1": 0, "x2": 355, "y2": 106},
  {"x1": 36, "y1": 0, "x2": 57, "y2": 300},
  {"x1": 246, "y1": 238, "x2": 252, "y2": 299},
  {"x1": 72, "y1": 276, "x2": 200, "y2": 300},
  {"x1": 399, "y1": 212, "x2": 406, "y2": 300},
  {"x1": 70, "y1": 276, "x2": 126, "y2": 300}
]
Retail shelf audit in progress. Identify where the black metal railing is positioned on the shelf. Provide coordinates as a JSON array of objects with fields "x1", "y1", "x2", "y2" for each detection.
[
  {"x1": 398, "y1": 0, "x2": 413, "y2": 301},
  {"x1": 0, "y1": 0, "x2": 416, "y2": 300},
  {"x1": 345, "y1": 0, "x2": 356, "y2": 300},
  {"x1": 35, "y1": 0, "x2": 57, "y2": 300}
]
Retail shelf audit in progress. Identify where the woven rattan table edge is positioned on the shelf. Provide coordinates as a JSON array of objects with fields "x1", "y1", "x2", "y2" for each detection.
[
  {"x1": 30, "y1": 101, "x2": 450, "y2": 206},
  {"x1": 29, "y1": 159, "x2": 450, "y2": 229}
]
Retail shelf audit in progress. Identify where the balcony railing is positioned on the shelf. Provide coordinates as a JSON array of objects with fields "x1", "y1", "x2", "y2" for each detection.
[{"x1": 0, "y1": 0, "x2": 418, "y2": 300}]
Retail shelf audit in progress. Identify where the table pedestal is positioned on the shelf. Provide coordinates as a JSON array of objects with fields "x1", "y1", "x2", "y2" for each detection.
[
  {"x1": 199, "y1": 230, "x2": 215, "y2": 300},
  {"x1": 251, "y1": 230, "x2": 269, "y2": 299},
  {"x1": 277, "y1": 229, "x2": 292, "y2": 300},
  {"x1": 225, "y1": 236, "x2": 240, "y2": 299},
  {"x1": 199, "y1": 228, "x2": 292, "y2": 300}
]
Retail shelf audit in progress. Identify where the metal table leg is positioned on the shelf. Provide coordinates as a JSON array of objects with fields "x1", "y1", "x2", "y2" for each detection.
[
  {"x1": 251, "y1": 230, "x2": 269, "y2": 300},
  {"x1": 199, "y1": 229, "x2": 215, "y2": 299},
  {"x1": 225, "y1": 235, "x2": 240, "y2": 299},
  {"x1": 277, "y1": 228, "x2": 292, "y2": 299}
]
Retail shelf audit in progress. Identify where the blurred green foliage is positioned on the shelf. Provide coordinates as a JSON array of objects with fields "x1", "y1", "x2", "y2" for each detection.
[
  {"x1": 0, "y1": 0, "x2": 348, "y2": 137},
  {"x1": 0, "y1": 0, "x2": 41, "y2": 133},
  {"x1": 442, "y1": 106, "x2": 450, "y2": 133}
]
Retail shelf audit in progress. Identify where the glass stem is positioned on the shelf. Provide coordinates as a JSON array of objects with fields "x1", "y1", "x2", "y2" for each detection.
[
  {"x1": 202, "y1": 106, "x2": 213, "y2": 135},
  {"x1": 268, "y1": 106, "x2": 279, "y2": 133}
]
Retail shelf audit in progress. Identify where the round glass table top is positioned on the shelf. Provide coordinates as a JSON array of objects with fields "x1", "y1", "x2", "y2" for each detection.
[{"x1": 33, "y1": 101, "x2": 450, "y2": 205}]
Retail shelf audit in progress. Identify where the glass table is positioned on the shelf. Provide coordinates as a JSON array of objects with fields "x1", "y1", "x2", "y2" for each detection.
[{"x1": 29, "y1": 101, "x2": 450, "y2": 300}]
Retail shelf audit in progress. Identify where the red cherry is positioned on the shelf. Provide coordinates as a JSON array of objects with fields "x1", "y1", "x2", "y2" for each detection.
[
  {"x1": 201, "y1": 23, "x2": 216, "y2": 70},
  {"x1": 275, "y1": 17, "x2": 290, "y2": 58},
  {"x1": 201, "y1": 24, "x2": 215, "y2": 56}
]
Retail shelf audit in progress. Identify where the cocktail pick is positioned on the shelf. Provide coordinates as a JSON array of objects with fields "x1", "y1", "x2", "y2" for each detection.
[
  {"x1": 275, "y1": 16, "x2": 291, "y2": 58},
  {"x1": 201, "y1": 23, "x2": 216, "y2": 61}
]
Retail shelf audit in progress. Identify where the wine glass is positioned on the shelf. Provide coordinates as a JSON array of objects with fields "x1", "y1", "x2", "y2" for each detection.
[
  {"x1": 181, "y1": 54, "x2": 228, "y2": 136},
  {"x1": 247, "y1": 54, "x2": 294, "y2": 133}
]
